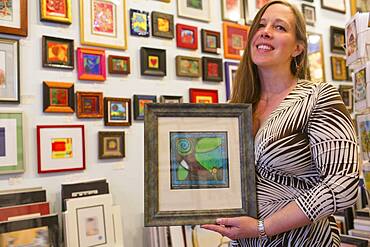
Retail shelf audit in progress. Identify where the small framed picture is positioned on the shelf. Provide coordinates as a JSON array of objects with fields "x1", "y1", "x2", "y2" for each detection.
[
  {"x1": 201, "y1": 29, "x2": 221, "y2": 54},
  {"x1": 37, "y1": 125, "x2": 85, "y2": 173},
  {"x1": 98, "y1": 131, "x2": 125, "y2": 159},
  {"x1": 42, "y1": 35, "x2": 74, "y2": 70},
  {"x1": 338, "y1": 85, "x2": 353, "y2": 113},
  {"x1": 224, "y1": 62, "x2": 239, "y2": 100},
  {"x1": 76, "y1": 91, "x2": 104, "y2": 118},
  {"x1": 330, "y1": 56, "x2": 347, "y2": 81},
  {"x1": 301, "y1": 4, "x2": 316, "y2": 26},
  {"x1": 40, "y1": 0, "x2": 72, "y2": 24},
  {"x1": 140, "y1": 47, "x2": 166, "y2": 77},
  {"x1": 202, "y1": 57, "x2": 223, "y2": 82},
  {"x1": 130, "y1": 9, "x2": 150, "y2": 37},
  {"x1": 223, "y1": 22, "x2": 249, "y2": 60},
  {"x1": 43, "y1": 81, "x2": 75, "y2": 113},
  {"x1": 108, "y1": 55, "x2": 130, "y2": 74},
  {"x1": 321, "y1": 0, "x2": 346, "y2": 14},
  {"x1": 175, "y1": 56, "x2": 202, "y2": 78},
  {"x1": 176, "y1": 24, "x2": 198, "y2": 50},
  {"x1": 330, "y1": 26, "x2": 345, "y2": 54},
  {"x1": 104, "y1": 97, "x2": 131, "y2": 126},
  {"x1": 221, "y1": 0, "x2": 245, "y2": 23},
  {"x1": 160, "y1": 95, "x2": 183, "y2": 103},
  {"x1": 133, "y1": 95, "x2": 157, "y2": 120},
  {"x1": 189, "y1": 88, "x2": 218, "y2": 103},
  {"x1": 77, "y1": 47, "x2": 106, "y2": 81},
  {"x1": 177, "y1": 0, "x2": 210, "y2": 22},
  {"x1": 152, "y1": 11, "x2": 174, "y2": 39},
  {"x1": 0, "y1": 0, "x2": 27, "y2": 36}
]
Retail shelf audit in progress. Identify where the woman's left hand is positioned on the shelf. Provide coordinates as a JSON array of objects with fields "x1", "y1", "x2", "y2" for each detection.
[{"x1": 201, "y1": 216, "x2": 259, "y2": 240}]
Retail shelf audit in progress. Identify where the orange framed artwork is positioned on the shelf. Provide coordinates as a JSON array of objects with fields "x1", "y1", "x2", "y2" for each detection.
[{"x1": 223, "y1": 22, "x2": 249, "y2": 60}]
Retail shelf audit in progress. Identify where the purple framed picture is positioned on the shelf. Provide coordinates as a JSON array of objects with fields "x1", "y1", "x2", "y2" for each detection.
[{"x1": 224, "y1": 62, "x2": 239, "y2": 100}]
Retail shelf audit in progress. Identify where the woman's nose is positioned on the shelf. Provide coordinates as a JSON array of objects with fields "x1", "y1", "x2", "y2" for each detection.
[{"x1": 260, "y1": 26, "x2": 272, "y2": 39}]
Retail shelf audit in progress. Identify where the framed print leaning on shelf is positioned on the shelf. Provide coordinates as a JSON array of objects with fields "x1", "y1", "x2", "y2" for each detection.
[
  {"x1": 225, "y1": 61, "x2": 239, "y2": 100},
  {"x1": 37, "y1": 125, "x2": 85, "y2": 173},
  {"x1": 104, "y1": 97, "x2": 131, "y2": 126},
  {"x1": 77, "y1": 47, "x2": 106, "y2": 81},
  {"x1": 189, "y1": 88, "x2": 218, "y2": 103},
  {"x1": 320, "y1": 0, "x2": 346, "y2": 14},
  {"x1": 0, "y1": 38, "x2": 20, "y2": 103},
  {"x1": 43, "y1": 81, "x2": 75, "y2": 113},
  {"x1": 0, "y1": 0, "x2": 27, "y2": 36},
  {"x1": 40, "y1": 0, "x2": 72, "y2": 24},
  {"x1": 144, "y1": 103, "x2": 256, "y2": 226},
  {"x1": 76, "y1": 91, "x2": 104, "y2": 118},
  {"x1": 98, "y1": 131, "x2": 125, "y2": 159},
  {"x1": 330, "y1": 26, "x2": 345, "y2": 54},
  {"x1": 176, "y1": 56, "x2": 201, "y2": 78},
  {"x1": 177, "y1": 0, "x2": 210, "y2": 22},
  {"x1": 0, "y1": 112, "x2": 24, "y2": 174},
  {"x1": 223, "y1": 22, "x2": 249, "y2": 60},
  {"x1": 42, "y1": 35, "x2": 74, "y2": 70},
  {"x1": 80, "y1": 0, "x2": 127, "y2": 50},
  {"x1": 152, "y1": 11, "x2": 174, "y2": 39}
]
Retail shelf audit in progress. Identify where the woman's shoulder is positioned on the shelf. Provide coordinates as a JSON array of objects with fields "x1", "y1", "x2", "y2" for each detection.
[{"x1": 297, "y1": 80, "x2": 338, "y2": 95}]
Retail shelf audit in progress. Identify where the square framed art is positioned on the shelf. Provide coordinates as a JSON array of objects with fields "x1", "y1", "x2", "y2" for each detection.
[
  {"x1": 330, "y1": 56, "x2": 347, "y2": 81},
  {"x1": 0, "y1": 38, "x2": 20, "y2": 103},
  {"x1": 108, "y1": 55, "x2": 130, "y2": 74},
  {"x1": 152, "y1": 11, "x2": 174, "y2": 39},
  {"x1": 221, "y1": 0, "x2": 245, "y2": 23},
  {"x1": 98, "y1": 131, "x2": 125, "y2": 159},
  {"x1": 144, "y1": 103, "x2": 256, "y2": 225},
  {"x1": 42, "y1": 35, "x2": 74, "y2": 70},
  {"x1": 189, "y1": 88, "x2": 218, "y2": 103},
  {"x1": 104, "y1": 97, "x2": 131, "y2": 126},
  {"x1": 40, "y1": 0, "x2": 72, "y2": 24},
  {"x1": 202, "y1": 57, "x2": 223, "y2": 82},
  {"x1": 37, "y1": 125, "x2": 85, "y2": 173},
  {"x1": 133, "y1": 95, "x2": 157, "y2": 120},
  {"x1": 140, "y1": 47, "x2": 166, "y2": 77},
  {"x1": 330, "y1": 26, "x2": 345, "y2": 54},
  {"x1": 201, "y1": 29, "x2": 221, "y2": 54},
  {"x1": 43, "y1": 81, "x2": 75, "y2": 113},
  {"x1": 77, "y1": 47, "x2": 106, "y2": 81},
  {"x1": 175, "y1": 56, "x2": 201, "y2": 78},
  {"x1": 76, "y1": 91, "x2": 104, "y2": 118},
  {"x1": 225, "y1": 61, "x2": 239, "y2": 100},
  {"x1": 0, "y1": 0, "x2": 27, "y2": 36},
  {"x1": 0, "y1": 112, "x2": 24, "y2": 174},
  {"x1": 338, "y1": 85, "x2": 353, "y2": 113},
  {"x1": 177, "y1": 0, "x2": 210, "y2": 22},
  {"x1": 301, "y1": 4, "x2": 316, "y2": 26},
  {"x1": 79, "y1": 0, "x2": 127, "y2": 50},
  {"x1": 321, "y1": 0, "x2": 346, "y2": 14},
  {"x1": 130, "y1": 9, "x2": 150, "y2": 37},
  {"x1": 223, "y1": 22, "x2": 249, "y2": 60},
  {"x1": 160, "y1": 95, "x2": 183, "y2": 103},
  {"x1": 176, "y1": 24, "x2": 198, "y2": 50}
]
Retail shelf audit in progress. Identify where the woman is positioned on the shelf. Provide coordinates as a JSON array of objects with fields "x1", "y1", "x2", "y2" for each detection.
[{"x1": 202, "y1": 1, "x2": 358, "y2": 246}]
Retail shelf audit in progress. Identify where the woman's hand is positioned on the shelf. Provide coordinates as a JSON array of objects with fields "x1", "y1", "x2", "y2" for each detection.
[{"x1": 201, "y1": 216, "x2": 260, "y2": 240}]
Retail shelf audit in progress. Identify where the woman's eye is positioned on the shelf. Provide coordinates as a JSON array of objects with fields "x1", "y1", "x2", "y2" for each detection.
[
  {"x1": 258, "y1": 23, "x2": 265, "y2": 28},
  {"x1": 275, "y1": 25, "x2": 286, "y2": 31}
]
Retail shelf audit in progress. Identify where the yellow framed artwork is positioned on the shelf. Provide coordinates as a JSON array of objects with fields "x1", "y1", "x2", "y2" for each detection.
[{"x1": 40, "y1": 0, "x2": 72, "y2": 24}]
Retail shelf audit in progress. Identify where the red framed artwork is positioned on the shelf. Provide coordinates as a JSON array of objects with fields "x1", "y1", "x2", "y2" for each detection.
[
  {"x1": 77, "y1": 47, "x2": 106, "y2": 81},
  {"x1": 76, "y1": 91, "x2": 104, "y2": 118},
  {"x1": 223, "y1": 22, "x2": 249, "y2": 60},
  {"x1": 202, "y1": 57, "x2": 223, "y2": 82},
  {"x1": 0, "y1": 202, "x2": 50, "y2": 221},
  {"x1": 189, "y1": 88, "x2": 218, "y2": 103},
  {"x1": 176, "y1": 23, "x2": 198, "y2": 50}
]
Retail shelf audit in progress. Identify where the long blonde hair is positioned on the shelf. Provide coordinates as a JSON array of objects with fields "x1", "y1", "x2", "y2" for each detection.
[{"x1": 230, "y1": 0, "x2": 308, "y2": 105}]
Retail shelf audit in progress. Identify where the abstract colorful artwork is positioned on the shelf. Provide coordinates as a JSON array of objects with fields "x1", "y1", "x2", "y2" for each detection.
[
  {"x1": 43, "y1": 81, "x2": 74, "y2": 113},
  {"x1": 187, "y1": 0, "x2": 202, "y2": 9},
  {"x1": 223, "y1": 22, "x2": 249, "y2": 60},
  {"x1": 0, "y1": 0, "x2": 13, "y2": 21},
  {"x1": 176, "y1": 56, "x2": 201, "y2": 77},
  {"x1": 133, "y1": 94, "x2": 157, "y2": 120},
  {"x1": 40, "y1": 0, "x2": 71, "y2": 24},
  {"x1": 50, "y1": 88, "x2": 68, "y2": 106},
  {"x1": 92, "y1": 0, "x2": 116, "y2": 36},
  {"x1": 176, "y1": 24, "x2": 198, "y2": 49},
  {"x1": 42, "y1": 36, "x2": 74, "y2": 70},
  {"x1": 0, "y1": 226, "x2": 50, "y2": 247},
  {"x1": 51, "y1": 138, "x2": 72, "y2": 159},
  {"x1": 130, "y1": 9, "x2": 149, "y2": 37},
  {"x1": 77, "y1": 48, "x2": 106, "y2": 81}
]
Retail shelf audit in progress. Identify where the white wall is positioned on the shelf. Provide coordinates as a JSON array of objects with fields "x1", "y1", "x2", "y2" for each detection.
[{"x1": 0, "y1": 0, "x2": 352, "y2": 246}]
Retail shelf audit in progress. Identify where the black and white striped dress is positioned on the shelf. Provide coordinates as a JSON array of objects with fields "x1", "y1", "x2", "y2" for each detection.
[{"x1": 233, "y1": 80, "x2": 359, "y2": 247}]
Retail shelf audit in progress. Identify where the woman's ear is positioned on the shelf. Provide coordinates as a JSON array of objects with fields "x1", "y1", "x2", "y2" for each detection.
[{"x1": 292, "y1": 42, "x2": 304, "y2": 58}]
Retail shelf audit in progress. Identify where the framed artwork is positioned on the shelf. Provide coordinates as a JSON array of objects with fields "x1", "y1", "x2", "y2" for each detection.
[
  {"x1": 43, "y1": 81, "x2": 75, "y2": 113},
  {"x1": 0, "y1": 188, "x2": 46, "y2": 208},
  {"x1": 175, "y1": 55, "x2": 202, "y2": 78},
  {"x1": 353, "y1": 66, "x2": 367, "y2": 111},
  {"x1": 108, "y1": 55, "x2": 130, "y2": 74},
  {"x1": 133, "y1": 94, "x2": 157, "y2": 120},
  {"x1": 189, "y1": 88, "x2": 218, "y2": 103},
  {"x1": 140, "y1": 47, "x2": 166, "y2": 77},
  {"x1": 104, "y1": 97, "x2": 131, "y2": 126},
  {"x1": 176, "y1": 24, "x2": 198, "y2": 50},
  {"x1": 350, "y1": 0, "x2": 370, "y2": 16},
  {"x1": 0, "y1": 38, "x2": 20, "y2": 103},
  {"x1": 357, "y1": 114, "x2": 370, "y2": 161},
  {"x1": 330, "y1": 26, "x2": 345, "y2": 54},
  {"x1": 76, "y1": 91, "x2": 103, "y2": 118},
  {"x1": 225, "y1": 62, "x2": 239, "y2": 100},
  {"x1": 40, "y1": 0, "x2": 72, "y2": 24},
  {"x1": 201, "y1": 29, "x2": 221, "y2": 54},
  {"x1": 152, "y1": 11, "x2": 174, "y2": 39},
  {"x1": 0, "y1": 0, "x2": 27, "y2": 36},
  {"x1": 77, "y1": 47, "x2": 106, "y2": 81},
  {"x1": 223, "y1": 22, "x2": 249, "y2": 60},
  {"x1": 144, "y1": 103, "x2": 256, "y2": 225},
  {"x1": 338, "y1": 85, "x2": 353, "y2": 113},
  {"x1": 307, "y1": 32, "x2": 326, "y2": 83},
  {"x1": 202, "y1": 57, "x2": 223, "y2": 82},
  {"x1": 0, "y1": 112, "x2": 24, "y2": 174},
  {"x1": 330, "y1": 56, "x2": 347, "y2": 81},
  {"x1": 221, "y1": 0, "x2": 245, "y2": 23},
  {"x1": 160, "y1": 95, "x2": 183, "y2": 103},
  {"x1": 301, "y1": 4, "x2": 316, "y2": 26},
  {"x1": 37, "y1": 125, "x2": 85, "y2": 173},
  {"x1": 345, "y1": 19, "x2": 357, "y2": 59},
  {"x1": 42, "y1": 35, "x2": 74, "y2": 70},
  {"x1": 98, "y1": 131, "x2": 125, "y2": 159},
  {"x1": 80, "y1": 0, "x2": 127, "y2": 50},
  {"x1": 177, "y1": 0, "x2": 210, "y2": 22},
  {"x1": 130, "y1": 9, "x2": 149, "y2": 37},
  {"x1": 0, "y1": 201, "x2": 49, "y2": 221},
  {"x1": 321, "y1": 0, "x2": 346, "y2": 14}
]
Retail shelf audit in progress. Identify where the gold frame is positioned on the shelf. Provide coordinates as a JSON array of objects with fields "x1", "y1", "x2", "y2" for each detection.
[
  {"x1": 40, "y1": 0, "x2": 72, "y2": 24},
  {"x1": 307, "y1": 32, "x2": 326, "y2": 83}
]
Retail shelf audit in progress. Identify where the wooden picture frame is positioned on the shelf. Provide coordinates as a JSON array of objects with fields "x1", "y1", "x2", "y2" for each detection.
[
  {"x1": 108, "y1": 55, "x2": 130, "y2": 74},
  {"x1": 152, "y1": 11, "x2": 174, "y2": 39},
  {"x1": 104, "y1": 97, "x2": 131, "y2": 126},
  {"x1": 0, "y1": 0, "x2": 27, "y2": 36},
  {"x1": 321, "y1": 0, "x2": 346, "y2": 14},
  {"x1": 330, "y1": 26, "x2": 345, "y2": 54},
  {"x1": 40, "y1": 0, "x2": 72, "y2": 24},
  {"x1": 76, "y1": 91, "x2": 103, "y2": 118},
  {"x1": 144, "y1": 103, "x2": 256, "y2": 225},
  {"x1": 176, "y1": 24, "x2": 198, "y2": 50},
  {"x1": 130, "y1": 9, "x2": 150, "y2": 37},
  {"x1": 42, "y1": 35, "x2": 74, "y2": 70},
  {"x1": 225, "y1": 61, "x2": 239, "y2": 100},
  {"x1": 140, "y1": 47, "x2": 166, "y2": 77},
  {"x1": 189, "y1": 88, "x2": 218, "y2": 103},
  {"x1": 0, "y1": 112, "x2": 24, "y2": 174},
  {"x1": 301, "y1": 4, "x2": 316, "y2": 26},
  {"x1": 202, "y1": 57, "x2": 223, "y2": 82},
  {"x1": 307, "y1": 32, "x2": 326, "y2": 83},
  {"x1": 175, "y1": 55, "x2": 202, "y2": 78},
  {"x1": 221, "y1": 0, "x2": 245, "y2": 23},
  {"x1": 37, "y1": 125, "x2": 85, "y2": 173},
  {"x1": 223, "y1": 22, "x2": 249, "y2": 60},
  {"x1": 80, "y1": 0, "x2": 127, "y2": 50},
  {"x1": 98, "y1": 131, "x2": 125, "y2": 159},
  {"x1": 77, "y1": 47, "x2": 106, "y2": 81},
  {"x1": 201, "y1": 29, "x2": 221, "y2": 54},
  {"x1": 133, "y1": 94, "x2": 157, "y2": 120},
  {"x1": 177, "y1": 0, "x2": 210, "y2": 22},
  {"x1": 350, "y1": 0, "x2": 370, "y2": 16},
  {"x1": 160, "y1": 95, "x2": 183, "y2": 103},
  {"x1": 338, "y1": 85, "x2": 353, "y2": 113},
  {"x1": 43, "y1": 81, "x2": 75, "y2": 113},
  {"x1": 331, "y1": 56, "x2": 347, "y2": 81}
]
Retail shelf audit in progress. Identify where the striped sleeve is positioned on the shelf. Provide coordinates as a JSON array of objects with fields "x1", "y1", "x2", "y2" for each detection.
[{"x1": 295, "y1": 83, "x2": 359, "y2": 222}]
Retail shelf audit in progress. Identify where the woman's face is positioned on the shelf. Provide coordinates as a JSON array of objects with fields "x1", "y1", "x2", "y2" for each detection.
[{"x1": 251, "y1": 4, "x2": 302, "y2": 72}]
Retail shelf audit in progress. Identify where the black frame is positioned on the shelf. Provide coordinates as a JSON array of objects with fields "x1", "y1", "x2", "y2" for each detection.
[
  {"x1": 140, "y1": 47, "x2": 167, "y2": 77},
  {"x1": 98, "y1": 131, "x2": 125, "y2": 159},
  {"x1": 340, "y1": 235, "x2": 368, "y2": 247},
  {"x1": 202, "y1": 57, "x2": 223, "y2": 82},
  {"x1": 42, "y1": 35, "x2": 74, "y2": 70},
  {"x1": 130, "y1": 9, "x2": 150, "y2": 37},
  {"x1": 133, "y1": 94, "x2": 157, "y2": 120},
  {"x1": 104, "y1": 97, "x2": 132, "y2": 126},
  {"x1": 330, "y1": 26, "x2": 346, "y2": 54},
  {"x1": 43, "y1": 81, "x2": 75, "y2": 113},
  {"x1": 301, "y1": 4, "x2": 316, "y2": 26},
  {"x1": 201, "y1": 29, "x2": 221, "y2": 54},
  {"x1": 152, "y1": 11, "x2": 174, "y2": 39}
]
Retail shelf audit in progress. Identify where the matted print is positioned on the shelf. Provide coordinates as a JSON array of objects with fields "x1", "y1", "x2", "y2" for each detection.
[
  {"x1": 177, "y1": 0, "x2": 210, "y2": 22},
  {"x1": 0, "y1": 38, "x2": 19, "y2": 103},
  {"x1": 0, "y1": 0, "x2": 27, "y2": 36},
  {"x1": 321, "y1": 0, "x2": 346, "y2": 14},
  {"x1": 221, "y1": 0, "x2": 245, "y2": 23},
  {"x1": 189, "y1": 88, "x2": 218, "y2": 103}
]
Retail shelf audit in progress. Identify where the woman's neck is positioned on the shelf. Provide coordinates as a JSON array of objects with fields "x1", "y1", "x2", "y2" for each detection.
[{"x1": 258, "y1": 68, "x2": 297, "y2": 100}]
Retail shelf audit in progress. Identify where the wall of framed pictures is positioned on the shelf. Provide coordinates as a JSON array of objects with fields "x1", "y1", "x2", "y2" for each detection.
[{"x1": 0, "y1": 0, "x2": 358, "y2": 246}]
